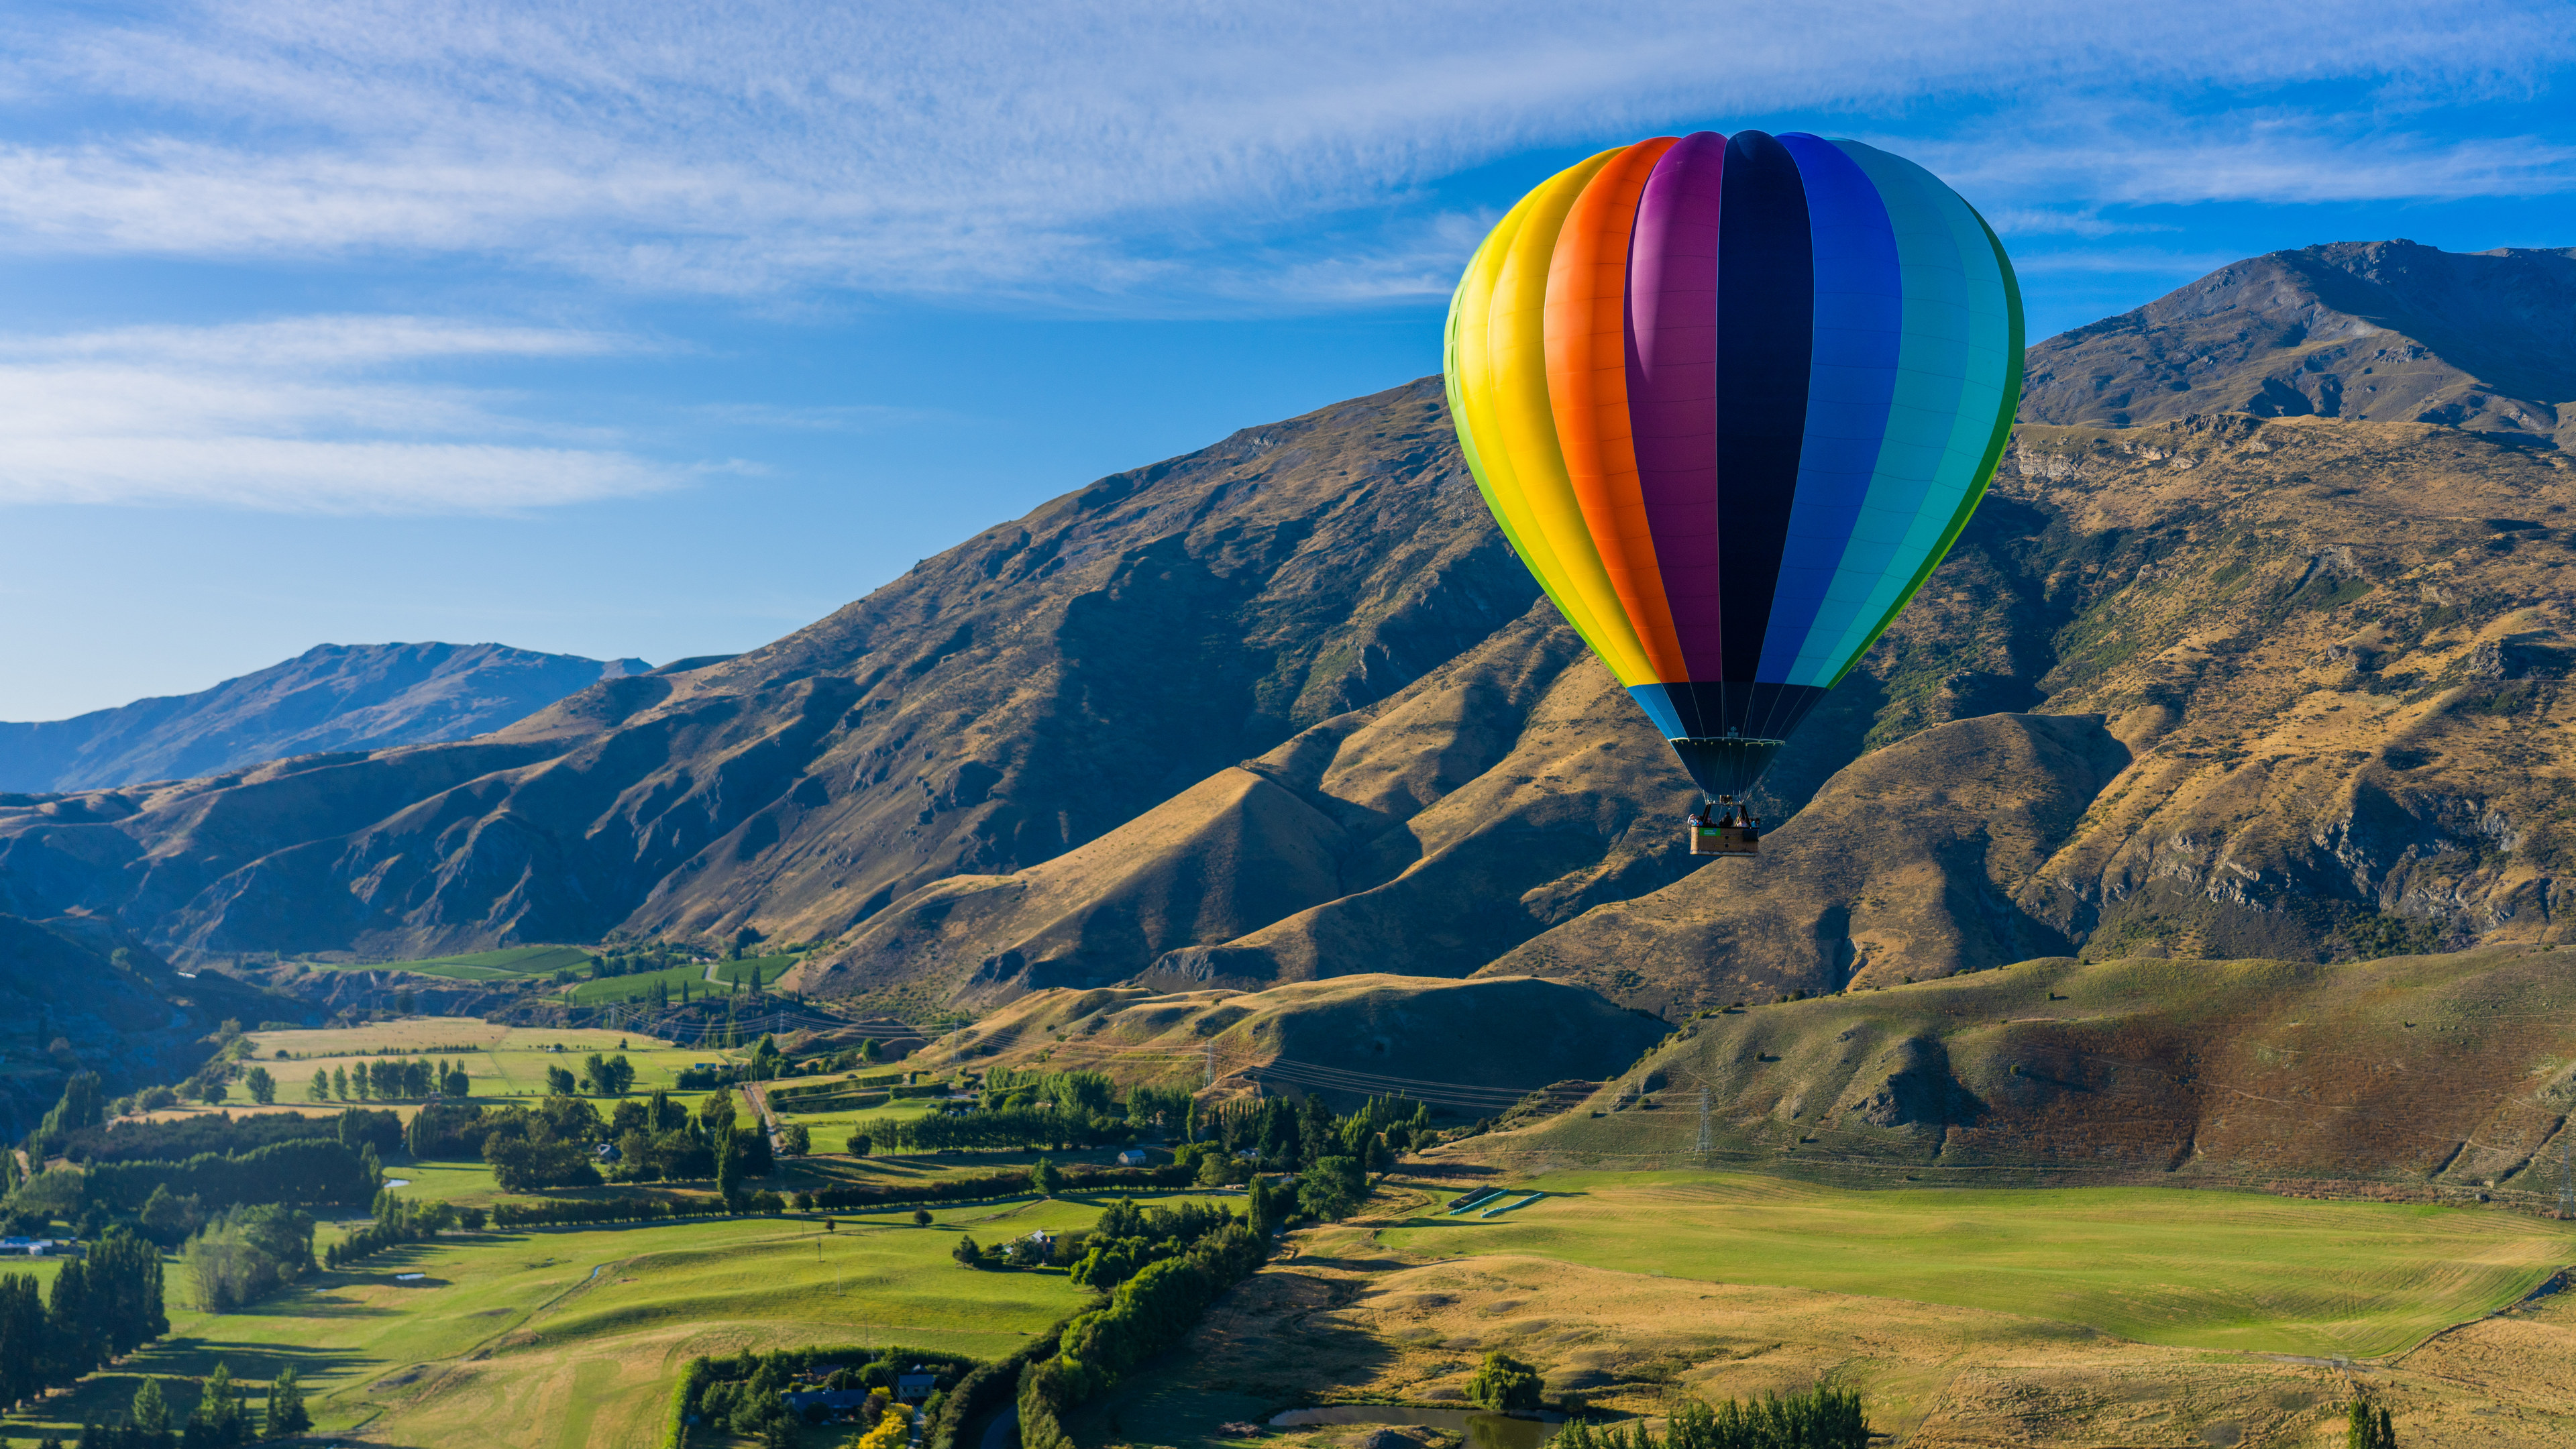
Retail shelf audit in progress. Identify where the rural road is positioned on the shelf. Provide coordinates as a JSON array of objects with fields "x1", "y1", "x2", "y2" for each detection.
[{"x1": 743, "y1": 1079, "x2": 783, "y2": 1152}]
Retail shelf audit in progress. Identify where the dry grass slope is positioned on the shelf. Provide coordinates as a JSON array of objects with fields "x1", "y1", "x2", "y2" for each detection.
[
  {"x1": 1456, "y1": 945, "x2": 2576, "y2": 1196},
  {"x1": 910, "y1": 975, "x2": 1668, "y2": 1108}
]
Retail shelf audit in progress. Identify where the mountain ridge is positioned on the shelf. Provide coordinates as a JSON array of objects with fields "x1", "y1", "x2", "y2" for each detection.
[
  {"x1": 0, "y1": 641, "x2": 651, "y2": 794},
  {"x1": 2019, "y1": 239, "x2": 2576, "y2": 447}
]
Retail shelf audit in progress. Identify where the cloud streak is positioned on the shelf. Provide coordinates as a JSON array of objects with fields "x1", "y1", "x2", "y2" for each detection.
[
  {"x1": 0, "y1": 316, "x2": 695, "y2": 513},
  {"x1": 1, "y1": 0, "x2": 2569, "y2": 307}
]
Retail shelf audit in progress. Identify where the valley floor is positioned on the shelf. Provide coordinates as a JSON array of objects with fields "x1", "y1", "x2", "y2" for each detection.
[
  {"x1": 1079, "y1": 1171, "x2": 2576, "y2": 1449},
  {"x1": 5, "y1": 1195, "x2": 1196, "y2": 1449}
]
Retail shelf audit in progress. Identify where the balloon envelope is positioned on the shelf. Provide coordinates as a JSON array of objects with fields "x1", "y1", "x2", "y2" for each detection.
[{"x1": 1445, "y1": 130, "x2": 2023, "y2": 800}]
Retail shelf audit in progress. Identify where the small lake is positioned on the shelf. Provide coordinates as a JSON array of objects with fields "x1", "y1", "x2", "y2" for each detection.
[{"x1": 1269, "y1": 1407, "x2": 1557, "y2": 1449}]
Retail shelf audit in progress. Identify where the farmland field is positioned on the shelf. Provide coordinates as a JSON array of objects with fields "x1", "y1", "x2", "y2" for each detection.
[
  {"x1": 297, "y1": 945, "x2": 600, "y2": 980},
  {"x1": 246, "y1": 1019, "x2": 735, "y2": 1102},
  {"x1": 1376, "y1": 1170, "x2": 2574, "y2": 1358},
  {"x1": 560, "y1": 951, "x2": 802, "y2": 1006},
  {"x1": 770, "y1": 1091, "x2": 950, "y2": 1150},
  {"x1": 1087, "y1": 1175, "x2": 2576, "y2": 1449},
  {"x1": 5, "y1": 1193, "x2": 1216, "y2": 1448}
]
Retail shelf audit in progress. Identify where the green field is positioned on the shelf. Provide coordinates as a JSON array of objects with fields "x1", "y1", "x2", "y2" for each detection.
[
  {"x1": 558, "y1": 951, "x2": 802, "y2": 1006},
  {"x1": 246, "y1": 1020, "x2": 739, "y2": 1102},
  {"x1": 298, "y1": 945, "x2": 602, "y2": 981},
  {"x1": 559, "y1": 952, "x2": 799, "y2": 1006},
  {"x1": 771, "y1": 1093, "x2": 950, "y2": 1151},
  {"x1": 1377, "y1": 1171, "x2": 2575, "y2": 1358},
  {"x1": 5, "y1": 1194, "x2": 1204, "y2": 1448}
]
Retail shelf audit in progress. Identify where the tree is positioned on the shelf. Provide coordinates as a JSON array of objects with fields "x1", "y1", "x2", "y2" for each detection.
[
  {"x1": 1247, "y1": 1177, "x2": 1289, "y2": 1238},
  {"x1": 307, "y1": 1069, "x2": 330, "y2": 1103},
  {"x1": 952, "y1": 1235, "x2": 981, "y2": 1268},
  {"x1": 130, "y1": 1377, "x2": 172, "y2": 1437},
  {"x1": 1466, "y1": 1351, "x2": 1544, "y2": 1412},
  {"x1": 715, "y1": 1138, "x2": 743, "y2": 1205},
  {"x1": 442, "y1": 1063, "x2": 470, "y2": 1097},
  {"x1": 331, "y1": 1067, "x2": 349, "y2": 1102},
  {"x1": 859, "y1": 1038, "x2": 882, "y2": 1063},
  {"x1": 912, "y1": 1208, "x2": 932, "y2": 1227},
  {"x1": 1297, "y1": 1156, "x2": 1366, "y2": 1222},
  {"x1": 139, "y1": 1185, "x2": 203, "y2": 1247},
  {"x1": 189, "y1": 1360, "x2": 251, "y2": 1444},
  {"x1": 545, "y1": 1065, "x2": 577, "y2": 1096},
  {"x1": 39, "y1": 1073, "x2": 105, "y2": 1141},
  {"x1": 244, "y1": 1067, "x2": 276, "y2": 1106},
  {"x1": 777, "y1": 1122, "x2": 810, "y2": 1156},
  {"x1": 264, "y1": 1363, "x2": 311, "y2": 1436},
  {"x1": 199, "y1": 1079, "x2": 228, "y2": 1106},
  {"x1": 1030, "y1": 1157, "x2": 1061, "y2": 1198},
  {"x1": 846, "y1": 1132, "x2": 871, "y2": 1158},
  {"x1": 2347, "y1": 1401, "x2": 2397, "y2": 1448}
]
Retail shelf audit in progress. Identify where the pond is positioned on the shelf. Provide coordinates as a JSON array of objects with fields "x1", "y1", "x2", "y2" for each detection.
[{"x1": 1269, "y1": 1406, "x2": 1558, "y2": 1449}]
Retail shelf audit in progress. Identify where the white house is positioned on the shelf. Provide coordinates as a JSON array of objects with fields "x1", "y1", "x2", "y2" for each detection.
[
  {"x1": 0, "y1": 1238, "x2": 79, "y2": 1258},
  {"x1": 1114, "y1": 1148, "x2": 1150, "y2": 1167}
]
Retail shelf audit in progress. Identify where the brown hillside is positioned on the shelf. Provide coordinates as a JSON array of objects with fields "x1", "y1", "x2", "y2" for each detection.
[
  {"x1": 2019, "y1": 239, "x2": 2576, "y2": 446},
  {"x1": 1442, "y1": 943, "x2": 2576, "y2": 1201},
  {"x1": 807, "y1": 412, "x2": 2575, "y2": 1014},
  {"x1": 906, "y1": 973, "x2": 1668, "y2": 1110},
  {"x1": 1480, "y1": 415, "x2": 2576, "y2": 1009},
  {"x1": 1452, "y1": 945, "x2": 2576, "y2": 1201},
  {"x1": 1481, "y1": 712, "x2": 2131, "y2": 1011}
]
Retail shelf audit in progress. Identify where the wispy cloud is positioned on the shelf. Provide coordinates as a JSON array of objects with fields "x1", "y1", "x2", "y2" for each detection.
[
  {"x1": 0, "y1": 1, "x2": 2567, "y2": 308},
  {"x1": 0, "y1": 316, "x2": 701, "y2": 512},
  {"x1": 1931, "y1": 114, "x2": 2576, "y2": 207}
]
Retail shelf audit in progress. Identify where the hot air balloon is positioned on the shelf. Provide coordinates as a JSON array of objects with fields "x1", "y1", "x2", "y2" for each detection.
[{"x1": 1444, "y1": 130, "x2": 2023, "y2": 857}]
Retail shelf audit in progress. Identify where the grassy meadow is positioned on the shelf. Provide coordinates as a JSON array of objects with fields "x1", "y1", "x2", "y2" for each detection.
[
  {"x1": 560, "y1": 952, "x2": 802, "y2": 1008},
  {"x1": 5, "y1": 1193, "x2": 1220, "y2": 1449},
  {"x1": 244, "y1": 1019, "x2": 735, "y2": 1104},
  {"x1": 295, "y1": 945, "x2": 599, "y2": 981},
  {"x1": 1377, "y1": 1170, "x2": 2575, "y2": 1358}
]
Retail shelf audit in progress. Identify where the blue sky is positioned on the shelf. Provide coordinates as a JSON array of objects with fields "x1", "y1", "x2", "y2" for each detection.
[{"x1": 4, "y1": 1, "x2": 2573, "y2": 720}]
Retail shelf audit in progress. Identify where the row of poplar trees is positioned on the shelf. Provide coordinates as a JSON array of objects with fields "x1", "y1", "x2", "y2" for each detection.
[{"x1": 0, "y1": 1229, "x2": 169, "y2": 1414}]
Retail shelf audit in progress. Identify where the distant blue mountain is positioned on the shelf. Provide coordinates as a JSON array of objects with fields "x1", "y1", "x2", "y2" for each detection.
[{"x1": 0, "y1": 642, "x2": 650, "y2": 792}]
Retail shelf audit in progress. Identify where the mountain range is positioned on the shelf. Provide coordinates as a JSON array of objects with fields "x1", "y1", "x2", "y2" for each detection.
[
  {"x1": 0, "y1": 642, "x2": 651, "y2": 794},
  {"x1": 1, "y1": 237, "x2": 2569, "y2": 1040}
]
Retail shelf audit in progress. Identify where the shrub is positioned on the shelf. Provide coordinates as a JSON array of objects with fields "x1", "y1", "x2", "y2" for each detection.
[{"x1": 1465, "y1": 1350, "x2": 1543, "y2": 1411}]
